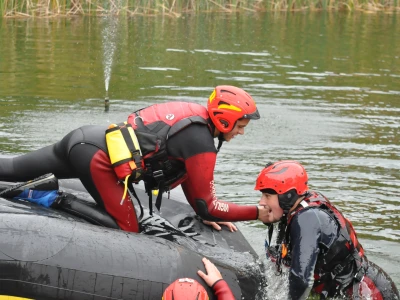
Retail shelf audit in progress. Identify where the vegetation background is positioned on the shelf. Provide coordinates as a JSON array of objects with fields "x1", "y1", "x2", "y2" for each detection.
[{"x1": 1, "y1": 0, "x2": 399, "y2": 18}]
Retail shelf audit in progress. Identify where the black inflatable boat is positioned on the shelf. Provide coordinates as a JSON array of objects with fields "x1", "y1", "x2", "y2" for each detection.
[{"x1": 0, "y1": 177, "x2": 264, "y2": 300}]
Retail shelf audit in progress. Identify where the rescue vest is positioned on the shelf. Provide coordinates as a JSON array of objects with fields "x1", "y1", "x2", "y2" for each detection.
[
  {"x1": 270, "y1": 192, "x2": 367, "y2": 288},
  {"x1": 288, "y1": 192, "x2": 365, "y2": 269},
  {"x1": 125, "y1": 102, "x2": 211, "y2": 214}
]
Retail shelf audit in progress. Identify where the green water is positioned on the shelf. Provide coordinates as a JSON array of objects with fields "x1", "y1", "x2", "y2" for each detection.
[{"x1": 0, "y1": 12, "x2": 399, "y2": 295}]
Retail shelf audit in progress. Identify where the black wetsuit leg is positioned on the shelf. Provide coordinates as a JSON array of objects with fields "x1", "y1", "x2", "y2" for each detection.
[
  {"x1": 0, "y1": 130, "x2": 77, "y2": 182},
  {"x1": 68, "y1": 143, "x2": 106, "y2": 208},
  {"x1": 68, "y1": 143, "x2": 139, "y2": 232},
  {"x1": 0, "y1": 126, "x2": 139, "y2": 232}
]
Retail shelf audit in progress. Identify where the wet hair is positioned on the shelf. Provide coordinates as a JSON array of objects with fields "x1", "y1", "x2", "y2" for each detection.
[
  {"x1": 260, "y1": 188, "x2": 278, "y2": 195},
  {"x1": 261, "y1": 188, "x2": 302, "y2": 213}
]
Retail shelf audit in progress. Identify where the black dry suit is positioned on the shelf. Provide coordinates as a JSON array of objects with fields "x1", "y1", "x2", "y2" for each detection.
[{"x1": 268, "y1": 191, "x2": 368, "y2": 299}]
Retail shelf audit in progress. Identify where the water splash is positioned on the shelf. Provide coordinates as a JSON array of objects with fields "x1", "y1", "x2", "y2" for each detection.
[
  {"x1": 102, "y1": 16, "x2": 119, "y2": 92},
  {"x1": 262, "y1": 261, "x2": 290, "y2": 300}
]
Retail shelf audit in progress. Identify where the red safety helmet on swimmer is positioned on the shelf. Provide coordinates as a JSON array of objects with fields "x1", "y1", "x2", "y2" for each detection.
[
  {"x1": 207, "y1": 85, "x2": 260, "y2": 133},
  {"x1": 254, "y1": 160, "x2": 308, "y2": 195},
  {"x1": 162, "y1": 278, "x2": 209, "y2": 300}
]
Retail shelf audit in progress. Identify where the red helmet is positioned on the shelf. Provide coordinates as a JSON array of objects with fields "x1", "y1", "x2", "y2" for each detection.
[
  {"x1": 255, "y1": 161, "x2": 308, "y2": 213},
  {"x1": 207, "y1": 85, "x2": 260, "y2": 133},
  {"x1": 162, "y1": 278, "x2": 209, "y2": 300}
]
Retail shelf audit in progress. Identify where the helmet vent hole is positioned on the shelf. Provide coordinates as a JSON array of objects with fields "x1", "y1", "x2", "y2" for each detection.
[
  {"x1": 220, "y1": 120, "x2": 228, "y2": 127},
  {"x1": 220, "y1": 89, "x2": 236, "y2": 95},
  {"x1": 218, "y1": 100, "x2": 231, "y2": 106},
  {"x1": 245, "y1": 102, "x2": 250, "y2": 106}
]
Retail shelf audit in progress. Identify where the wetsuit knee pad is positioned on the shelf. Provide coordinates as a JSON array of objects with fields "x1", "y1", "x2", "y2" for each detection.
[{"x1": 195, "y1": 199, "x2": 222, "y2": 222}]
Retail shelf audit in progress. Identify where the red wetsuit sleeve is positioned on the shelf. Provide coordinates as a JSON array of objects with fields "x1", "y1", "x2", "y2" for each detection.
[
  {"x1": 181, "y1": 152, "x2": 258, "y2": 222},
  {"x1": 212, "y1": 280, "x2": 235, "y2": 300}
]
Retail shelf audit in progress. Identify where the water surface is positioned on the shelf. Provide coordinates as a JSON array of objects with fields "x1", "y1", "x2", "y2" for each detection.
[{"x1": 0, "y1": 12, "x2": 399, "y2": 297}]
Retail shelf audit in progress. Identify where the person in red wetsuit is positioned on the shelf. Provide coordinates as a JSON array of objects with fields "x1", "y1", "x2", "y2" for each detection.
[
  {"x1": 162, "y1": 257, "x2": 235, "y2": 300},
  {"x1": 0, "y1": 85, "x2": 272, "y2": 232},
  {"x1": 254, "y1": 160, "x2": 400, "y2": 300},
  {"x1": 197, "y1": 257, "x2": 235, "y2": 300}
]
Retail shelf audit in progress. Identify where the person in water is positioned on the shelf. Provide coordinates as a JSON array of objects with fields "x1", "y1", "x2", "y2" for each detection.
[
  {"x1": 0, "y1": 85, "x2": 272, "y2": 232},
  {"x1": 163, "y1": 257, "x2": 235, "y2": 300},
  {"x1": 254, "y1": 160, "x2": 400, "y2": 300}
]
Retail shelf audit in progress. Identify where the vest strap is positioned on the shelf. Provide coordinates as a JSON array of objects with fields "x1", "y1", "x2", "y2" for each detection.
[
  {"x1": 148, "y1": 187, "x2": 153, "y2": 216},
  {"x1": 300, "y1": 200, "x2": 309, "y2": 208},
  {"x1": 127, "y1": 185, "x2": 144, "y2": 221}
]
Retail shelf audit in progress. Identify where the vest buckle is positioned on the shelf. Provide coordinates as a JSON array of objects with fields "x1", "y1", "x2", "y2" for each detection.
[{"x1": 153, "y1": 170, "x2": 165, "y2": 184}]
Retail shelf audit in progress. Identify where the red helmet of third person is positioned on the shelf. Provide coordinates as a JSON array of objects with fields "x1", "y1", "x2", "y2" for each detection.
[
  {"x1": 162, "y1": 278, "x2": 209, "y2": 300},
  {"x1": 255, "y1": 160, "x2": 309, "y2": 213},
  {"x1": 207, "y1": 85, "x2": 260, "y2": 133}
]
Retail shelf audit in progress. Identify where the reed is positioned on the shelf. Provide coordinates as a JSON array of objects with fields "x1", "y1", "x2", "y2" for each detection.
[{"x1": 1, "y1": 0, "x2": 399, "y2": 16}]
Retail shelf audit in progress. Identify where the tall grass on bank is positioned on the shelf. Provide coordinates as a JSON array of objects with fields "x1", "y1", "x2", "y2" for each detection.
[{"x1": 1, "y1": 0, "x2": 399, "y2": 17}]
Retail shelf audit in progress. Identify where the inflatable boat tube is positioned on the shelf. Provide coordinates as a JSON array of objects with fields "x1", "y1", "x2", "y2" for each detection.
[{"x1": 0, "y1": 178, "x2": 264, "y2": 300}]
